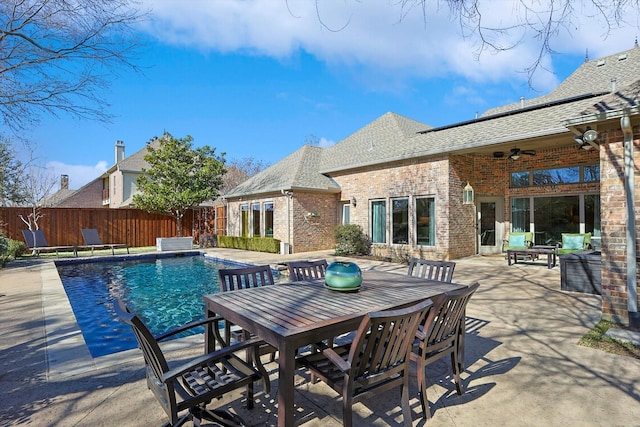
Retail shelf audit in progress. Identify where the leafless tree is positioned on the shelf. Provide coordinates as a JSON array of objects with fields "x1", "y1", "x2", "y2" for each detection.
[
  {"x1": 0, "y1": 0, "x2": 146, "y2": 133},
  {"x1": 221, "y1": 157, "x2": 270, "y2": 194},
  {"x1": 309, "y1": 0, "x2": 640, "y2": 84}
]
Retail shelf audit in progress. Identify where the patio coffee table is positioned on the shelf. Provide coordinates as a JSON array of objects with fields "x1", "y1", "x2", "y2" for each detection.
[
  {"x1": 204, "y1": 270, "x2": 466, "y2": 427},
  {"x1": 507, "y1": 245, "x2": 557, "y2": 269}
]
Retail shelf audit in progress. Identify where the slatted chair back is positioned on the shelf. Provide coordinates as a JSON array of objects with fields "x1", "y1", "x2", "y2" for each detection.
[
  {"x1": 287, "y1": 259, "x2": 328, "y2": 281},
  {"x1": 407, "y1": 258, "x2": 456, "y2": 283},
  {"x1": 217, "y1": 265, "x2": 278, "y2": 366},
  {"x1": 218, "y1": 264, "x2": 275, "y2": 292},
  {"x1": 411, "y1": 282, "x2": 480, "y2": 420},
  {"x1": 297, "y1": 298, "x2": 433, "y2": 427}
]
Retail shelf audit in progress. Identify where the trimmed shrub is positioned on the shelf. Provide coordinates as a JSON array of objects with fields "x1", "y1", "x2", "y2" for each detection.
[
  {"x1": 334, "y1": 224, "x2": 371, "y2": 256},
  {"x1": 217, "y1": 236, "x2": 281, "y2": 253}
]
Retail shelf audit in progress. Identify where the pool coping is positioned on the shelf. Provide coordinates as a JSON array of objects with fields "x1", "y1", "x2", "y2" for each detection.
[{"x1": 43, "y1": 251, "x2": 249, "y2": 381}]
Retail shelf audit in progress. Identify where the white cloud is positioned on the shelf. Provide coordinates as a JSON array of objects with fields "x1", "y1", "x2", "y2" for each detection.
[
  {"x1": 317, "y1": 137, "x2": 335, "y2": 148},
  {"x1": 140, "y1": 0, "x2": 640, "y2": 93},
  {"x1": 47, "y1": 160, "x2": 109, "y2": 190}
]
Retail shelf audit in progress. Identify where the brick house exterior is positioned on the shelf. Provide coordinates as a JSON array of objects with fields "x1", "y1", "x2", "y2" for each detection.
[{"x1": 225, "y1": 47, "x2": 640, "y2": 327}]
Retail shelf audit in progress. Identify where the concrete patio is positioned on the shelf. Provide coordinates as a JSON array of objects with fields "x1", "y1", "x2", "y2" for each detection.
[{"x1": 1, "y1": 248, "x2": 639, "y2": 426}]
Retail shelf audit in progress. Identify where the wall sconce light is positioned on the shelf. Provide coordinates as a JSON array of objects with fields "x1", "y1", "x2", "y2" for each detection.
[
  {"x1": 351, "y1": 197, "x2": 357, "y2": 207},
  {"x1": 463, "y1": 182, "x2": 474, "y2": 205},
  {"x1": 305, "y1": 211, "x2": 319, "y2": 218}
]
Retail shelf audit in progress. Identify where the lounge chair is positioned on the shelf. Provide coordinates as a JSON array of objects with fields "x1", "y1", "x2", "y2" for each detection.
[
  {"x1": 80, "y1": 228, "x2": 129, "y2": 255},
  {"x1": 21, "y1": 229, "x2": 77, "y2": 257}
]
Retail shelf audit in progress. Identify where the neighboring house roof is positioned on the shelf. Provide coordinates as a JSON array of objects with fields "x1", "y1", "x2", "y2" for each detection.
[
  {"x1": 102, "y1": 138, "x2": 161, "y2": 176},
  {"x1": 43, "y1": 188, "x2": 76, "y2": 207},
  {"x1": 225, "y1": 145, "x2": 340, "y2": 197}
]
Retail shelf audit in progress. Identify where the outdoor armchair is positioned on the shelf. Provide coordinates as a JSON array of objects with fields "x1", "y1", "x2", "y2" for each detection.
[
  {"x1": 296, "y1": 299, "x2": 434, "y2": 427},
  {"x1": 410, "y1": 282, "x2": 480, "y2": 420},
  {"x1": 502, "y1": 231, "x2": 533, "y2": 252},
  {"x1": 115, "y1": 299, "x2": 265, "y2": 427},
  {"x1": 557, "y1": 232, "x2": 592, "y2": 255}
]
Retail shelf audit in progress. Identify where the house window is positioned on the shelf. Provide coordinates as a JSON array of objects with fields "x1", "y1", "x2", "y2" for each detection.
[
  {"x1": 512, "y1": 164, "x2": 599, "y2": 188},
  {"x1": 533, "y1": 167, "x2": 580, "y2": 185},
  {"x1": 584, "y1": 165, "x2": 600, "y2": 182},
  {"x1": 392, "y1": 198, "x2": 409, "y2": 245},
  {"x1": 534, "y1": 195, "x2": 580, "y2": 243},
  {"x1": 342, "y1": 204, "x2": 350, "y2": 224},
  {"x1": 252, "y1": 203, "x2": 260, "y2": 236},
  {"x1": 585, "y1": 194, "x2": 601, "y2": 238},
  {"x1": 265, "y1": 202, "x2": 274, "y2": 237},
  {"x1": 511, "y1": 198, "x2": 530, "y2": 232},
  {"x1": 415, "y1": 196, "x2": 435, "y2": 246},
  {"x1": 240, "y1": 204, "x2": 249, "y2": 237},
  {"x1": 370, "y1": 200, "x2": 386, "y2": 244},
  {"x1": 511, "y1": 171, "x2": 530, "y2": 188}
]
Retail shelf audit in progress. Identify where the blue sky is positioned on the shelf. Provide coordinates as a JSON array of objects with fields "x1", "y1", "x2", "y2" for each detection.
[{"x1": 25, "y1": 1, "x2": 640, "y2": 189}]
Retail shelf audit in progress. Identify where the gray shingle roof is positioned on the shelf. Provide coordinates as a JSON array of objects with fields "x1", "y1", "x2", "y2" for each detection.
[
  {"x1": 225, "y1": 145, "x2": 340, "y2": 197},
  {"x1": 483, "y1": 46, "x2": 640, "y2": 117},
  {"x1": 226, "y1": 48, "x2": 640, "y2": 198}
]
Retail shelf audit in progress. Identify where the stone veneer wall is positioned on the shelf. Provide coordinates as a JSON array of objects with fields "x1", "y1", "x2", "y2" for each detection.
[{"x1": 599, "y1": 127, "x2": 640, "y2": 325}]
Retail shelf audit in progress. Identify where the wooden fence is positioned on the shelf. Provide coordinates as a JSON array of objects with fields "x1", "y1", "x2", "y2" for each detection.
[{"x1": 0, "y1": 207, "x2": 203, "y2": 248}]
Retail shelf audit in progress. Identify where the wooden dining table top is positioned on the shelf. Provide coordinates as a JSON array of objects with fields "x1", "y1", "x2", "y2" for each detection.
[
  {"x1": 203, "y1": 268, "x2": 467, "y2": 427},
  {"x1": 204, "y1": 269, "x2": 466, "y2": 348}
]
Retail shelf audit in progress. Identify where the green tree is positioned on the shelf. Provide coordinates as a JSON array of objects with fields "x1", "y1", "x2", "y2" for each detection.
[
  {"x1": 0, "y1": 138, "x2": 26, "y2": 206},
  {"x1": 134, "y1": 133, "x2": 226, "y2": 237}
]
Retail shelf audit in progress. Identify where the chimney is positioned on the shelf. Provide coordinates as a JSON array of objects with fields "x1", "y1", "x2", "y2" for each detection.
[
  {"x1": 115, "y1": 140, "x2": 125, "y2": 163},
  {"x1": 60, "y1": 174, "x2": 69, "y2": 190}
]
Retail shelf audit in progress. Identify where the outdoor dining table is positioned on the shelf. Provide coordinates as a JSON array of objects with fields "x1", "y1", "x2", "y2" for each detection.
[{"x1": 203, "y1": 268, "x2": 467, "y2": 427}]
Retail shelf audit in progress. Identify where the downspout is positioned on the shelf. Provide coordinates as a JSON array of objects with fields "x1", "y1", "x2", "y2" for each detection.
[
  {"x1": 281, "y1": 189, "x2": 292, "y2": 251},
  {"x1": 621, "y1": 114, "x2": 639, "y2": 328}
]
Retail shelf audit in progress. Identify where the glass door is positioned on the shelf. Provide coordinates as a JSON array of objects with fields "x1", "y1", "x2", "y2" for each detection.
[{"x1": 477, "y1": 197, "x2": 504, "y2": 255}]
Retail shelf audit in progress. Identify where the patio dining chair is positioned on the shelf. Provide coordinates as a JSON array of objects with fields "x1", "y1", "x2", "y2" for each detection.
[
  {"x1": 115, "y1": 300, "x2": 265, "y2": 427},
  {"x1": 407, "y1": 258, "x2": 456, "y2": 283},
  {"x1": 410, "y1": 282, "x2": 480, "y2": 420},
  {"x1": 287, "y1": 259, "x2": 328, "y2": 281},
  {"x1": 218, "y1": 265, "x2": 278, "y2": 368},
  {"x1": 296, "y1": 298, "x2": 434, "y2": 427}
]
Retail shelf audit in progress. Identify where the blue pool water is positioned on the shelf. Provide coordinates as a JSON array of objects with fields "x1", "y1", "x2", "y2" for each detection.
[{"x1": 56, "y1": 254, "x2": 244, "y2": 358}]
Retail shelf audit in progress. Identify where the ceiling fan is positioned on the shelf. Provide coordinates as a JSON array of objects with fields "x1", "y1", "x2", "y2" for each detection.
[{"x1": 509, "y1": 147, "x2": 536, "y2": 160}]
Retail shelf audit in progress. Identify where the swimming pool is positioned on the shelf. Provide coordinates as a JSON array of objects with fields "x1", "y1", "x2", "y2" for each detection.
[{"x1": 56, "y1": 253, "x2": 250, "y2": 357}]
